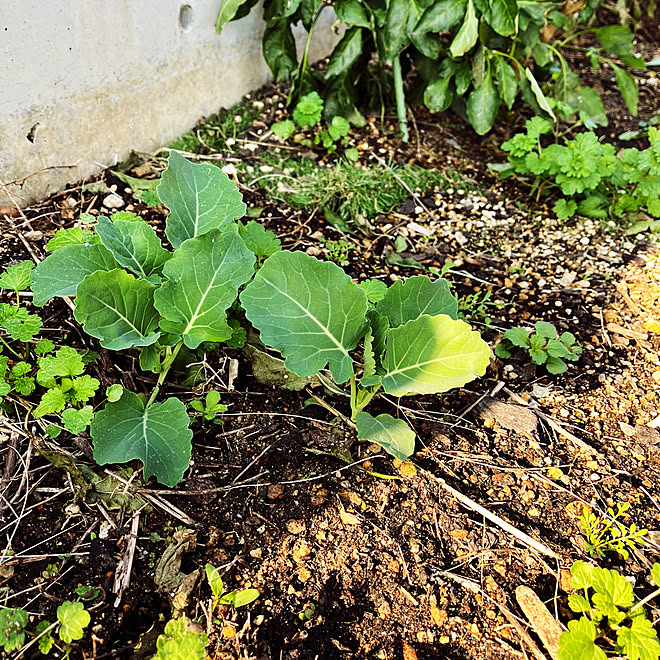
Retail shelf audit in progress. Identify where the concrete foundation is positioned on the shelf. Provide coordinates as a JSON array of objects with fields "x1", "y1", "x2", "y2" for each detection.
[{"x1": 0, "y1": 1, "x2": 337, "y2": 206}]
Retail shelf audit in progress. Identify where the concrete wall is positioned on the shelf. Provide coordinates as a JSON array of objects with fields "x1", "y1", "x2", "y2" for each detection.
[{"x1": 0, "y1": 1, "x2": 337, "y2": 206}]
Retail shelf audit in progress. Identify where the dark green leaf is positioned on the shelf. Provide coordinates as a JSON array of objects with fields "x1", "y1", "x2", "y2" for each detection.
[
  {"x1": 466, "y1": 71, "x2": 499, "y2": 135},
  {"x1": 497, "y1": 59, "x2": 518, "y2": 110},
  {"x1": 335, "y1": 0, "x2": 370, "y2": 27},
  {"x1": 325, "y1": 27, "x2": 363, "y2": 79},
  {"x1": 484, "y1": 0, "x2": 518, "y2": 36},
  {"x1": 594, "y1": 25, "x2": 634, "y2": 56},
  {"x1": 356, "y1": 411, "x2": 415, "y2": 461},
  {"x1": 263, "y1": 19, "x2": 299, "y2": 82},
  {"x1": 215, "y1": 0, "x2": 252, "y2": 34},
  {"x1": 414, "y1": 0, "x2": 467, "y2": 34},
  {"x1": 579, "y1": 86, "x2": 608, "y2": 128}
]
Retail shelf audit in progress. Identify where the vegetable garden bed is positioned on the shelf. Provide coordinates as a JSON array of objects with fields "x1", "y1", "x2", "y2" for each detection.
[{"x1": 1, "y1": 11, "x2": 659, "y2": 660}]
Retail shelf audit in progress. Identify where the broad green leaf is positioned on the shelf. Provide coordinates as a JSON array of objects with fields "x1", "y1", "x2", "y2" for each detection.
[
  {"x1": 545, "y1": 356, "x2": 568, "y2": 374},
  {"x1": 325, "y1": 27, "x2": 363, "y2": 79},
  {"x1": 424, "y1": 75, "x2": 454, "y2": 113},
  {"x1": 524, "y1": 68, "x2": 556, "y2": 121},
  {"x1": 74, "y1": 269, "x2": 160, "y2": 350},
  {"x1": 414, "y1": 0, "x2": 467, "y2": 35},
  {"x1": 558, "y1": 618, "x2": 606, "y2": 660},
  {"x1": 611, "y1": 63, "x2": 638, "y2": 116},
  {"x1": 497, "y1": 59, "x2": 518, "y2": 110},
  {"x1": 568, "y1": 594, "x2": 591, "y2": 612},
  {"x1": 57, "y1": 601, "x2": 90, "y2": 644},
  {"x1": 50, "y1": 346, "x2": 85, "y2": 378},
  {"x1": 34, "y1": 338, "x2": 54, "y2": 355},
  {"x1": 61, "y1": 406, "x2": 94, "y2": 434},
  {"x1": 3, "y1": 310, "x2": 42, "y2": 342},
  {"x1": 467, "y1": 71, "x2": 500, "y2": 135},
  {"x1": 0, "y1": 607, "x2": 28, "y2": 652},
  {"x1": 450, "y1": 0, "x2": 478, "y2": 58},
  {"x1": 485, "y1": 0, "x2": 518, "y2": 36},
  {"x1": 263, "y1": 19, "x2": 298, "y2": 82},
  {"x1": 579, "y1": 86, "x2": 608, "y2": 128},
  {"x1": 240, "y1": 251, "x2": 368, "y2": 384},
  {"x1": 154, "y1": 228, "x2": 255, "y2": 349},
  {"x1": 157, "y1": 151, "x2": 246, "y2": 249},
  {"x1": 377, "y1": 276, "x2": 457, "y2": 327},
  {"x1": 381, "y1": 314, "x2": 490, "y2": 396},
  {"x1": 382, "y1": 0, "x2": 412, "y2": 60},
  {"x1": 594, "y1": 25, "x2": 634, "y2": 56},
  {"x1": 90, "y1": 390, "x2": 193, "y2": 487},
  {"x1": 154, "y1": 617, "x2": 207, "y2": 660},
  {"x1": 271, "y1": 120, "x2": 296, "y2": 140},
  {"x1": 534, "y1": 321, "x2": 557, "y2": 339},
  {"x1": 361, "y1": 327, "x2": 380, "y2": 388},
  {"x1": 96, "y1": 216, "x2": 171, "y2": 281},
  {"x1": 215, "y1": 0, "x2": 249, "y2": 34},
  {"x1": 617, "y1": 616, "x2": 660, "y2": 660},
  {"x1": 71, "y1": 374, "x2": 100, "y2": 404},
  {"x1": 31, "y1": 244, "x2": 120, "y2": 306},
  {"x1": 0, "y1": 261, "x2": 34, "y2": 292},
  {"x1": 356, "y1": 411, "x2": 415, "y2": 461}
]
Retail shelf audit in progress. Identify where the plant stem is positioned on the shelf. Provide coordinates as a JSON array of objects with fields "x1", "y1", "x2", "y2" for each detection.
[
  {"x1": 629, "y1": 586, "x2": 660, "y2": 615},
  {"x1": 0, "y1": 334, "x2": 21, "y2": 359},
  {"x1": 392, "y1": 55, "x2": 409, "y2": 143},
  {"x1": 145, "y1": 340, "x2": 184, "y2": 408}
]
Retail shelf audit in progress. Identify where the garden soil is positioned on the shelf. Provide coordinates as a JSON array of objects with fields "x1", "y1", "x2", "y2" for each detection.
[{"x1": 1, "y1": 41, "x2": 659, "y2": 660}]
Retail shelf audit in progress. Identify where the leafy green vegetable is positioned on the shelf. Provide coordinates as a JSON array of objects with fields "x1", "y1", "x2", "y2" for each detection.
[
  {"x1": 241, "y1": 251, "x2": 368, "y2": 384},
  {"x1": 292, "y1": 92, "x2": 324, "y2": 128},
  {"x1": 157, "y1": 151, "x2": 246, "y2": 248},
  {"x1": 90, "y1": 390, "x2": 193, "y2": 487},
  {"x1": 153, "y1": 616, "x2": 207, "y2": 660},
  {"x1": 355, "y1": 411, "x2": 415, "y2": 462},
  {"x1": 45, "y1": 227, "x2": 100, "y2": 251}
]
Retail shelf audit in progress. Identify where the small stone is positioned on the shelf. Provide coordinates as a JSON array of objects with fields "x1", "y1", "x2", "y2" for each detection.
[
  {"x1": 221, "y1": 625, "x2": 236, "y2": 639},
  {"x1": 267, "y1": 484, "x2": 285, "y2": 500},
  {"x1": 250, "y1": 548, "x2": 263, "y2": 559},
  {"x1": 103, "y1": 193, "x2": 124, "y2": 209},
  {"x1": 286, "y1": 519, "x2": 306, "y2": 535}
]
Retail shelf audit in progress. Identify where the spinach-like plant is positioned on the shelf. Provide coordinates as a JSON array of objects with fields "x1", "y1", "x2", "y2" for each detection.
[
  {"x1": 497, "y1": 119, "x2": 660, "y2": 221},
  {"x1": 217, "y1": 0, "x2": 640, "y2": 138},
  {"x1": 494, "y1": 321, "x2": 581, "y2": 374},
  {"x1": 241, "y1": 264, "x2": 490, "y2": 460},
  {"x1": 31, "y1": 152, "x2": 488, "y2": 484},
  {"x1": 31, "y1": 152, "x2": 257, "y2": 487},
  {"x1": 578, "y1": 503, "x2": 648, "y2": 560},
  {"x1": 558, "y1": 561, "x2": 660, "y2": 660}
]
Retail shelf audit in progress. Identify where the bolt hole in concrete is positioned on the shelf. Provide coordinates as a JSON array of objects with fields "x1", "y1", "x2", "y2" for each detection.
[
  {"x1": 26, "y1": 123, "x2": 40, "y2": 143},
  {"x1": 178, "y1": 4, "x2": 194, "y2": 31}
]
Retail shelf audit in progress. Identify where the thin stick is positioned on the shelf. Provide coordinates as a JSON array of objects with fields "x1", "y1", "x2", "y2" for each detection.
[
  {"x1": 425, "y1": 469, "x2": 558, "y2": 559},
  {"x1": 113, "y1": 510, "x2": 141, "y2": 607}
]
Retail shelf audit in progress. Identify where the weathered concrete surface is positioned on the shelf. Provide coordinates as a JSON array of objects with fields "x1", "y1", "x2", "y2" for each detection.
[{"x1": 0, "y1": 1, "x2": 337, "y2": 206}]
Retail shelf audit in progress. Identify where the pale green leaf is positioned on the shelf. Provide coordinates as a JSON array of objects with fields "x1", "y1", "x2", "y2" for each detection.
[
  {"x1": 231, "y1": 589, "x2": 260, "y2": 608},
  {"x1": 45, "y1": 227, "x2": 99, "y2": 251},
  {"x1": 32, "y1": 244, "x2": 120, "y2": 306},
  {"x1": 3, "y1": 311, "x2": 42, "y2": 342},
  {"x1": 57, "y1": 601, "x2": 90, "y2": 644},
  {"x1": 450, "y1": 0, "x2": 478, "y2": 58},
  {"x1": 524, "y1": 68, "x2": 556, "y2": 121},
  {"x1": 74, "y1": 270, "x2": 160, "y2": 350},
  {"x1": 617, "y1": 616, "x2": 660, "y2": 660},
  {"x1": 154, "y1": 227, "x2": 255, "y2": 349},
  {"x1": 240, "y1": 251, "x2": 368, "y2": 384},
  {"x1": 377, "y1": 276, "x2": 458, "y2": 327},
  {"x1": 0, "y1": 261, "x2": 34, "y2": 292},
  {"x1": 34, "y1": 387, "x2": 67, "y2": 418},
  {"x1": 558, "y1": 618, "x2": 606, "y2": 660},
  {"x1": 61, "y1": 406, "x2": 95, "y2": 434},
  {"x1": 238, "y1": 221, "x2": 282, "y2": 262},
  {"x1": 215, "y1": 0, "x2": 248, "y2": 34},
  {"x1": 381, "y1": 314, "x2": 490, "y2": 396},
  {"x1": 106, "y1": 384, "x2": 124, "y2": 402},
  {"x1": 157, "y1": 151, "x2": 247, "y2": 249},
  {"x1": 154, "y1": 616, "x2": 207, "y2": 660},
  {"x1": 50, "y1": 346, "x2": 85, "y2": 377},
  {"x1": 96, "y1": 216, "x2": 171, "y2": 281},
  {"x1": 592, "y1": 566, "x2": 635, "y2": 612},
  {"x1": 205, "y1": 563, "x2": 223, "y2": 601},
  {"x1": 71, "y1": 374, "x2": 100, "y2": 404},
  {"x1": 651, "y1": 563, "x2": 660, "y2": 587},
  {"x1": 359, "y1": 279, "x2": 388, "y2": 303},
  {"x1": 579, "y1": 86, "x2": 608, "y2": 128},
  {"x1": 356, "y1": 411, "x2": 415, "y2": 461},
  {"x1": 90, "y1": 390, "x2": 193, "y2": 487}
]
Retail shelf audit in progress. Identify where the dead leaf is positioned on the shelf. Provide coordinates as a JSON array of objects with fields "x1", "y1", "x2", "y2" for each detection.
[{"x1": 476, "y1": 397, "x2": 537, "y2": 433}]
